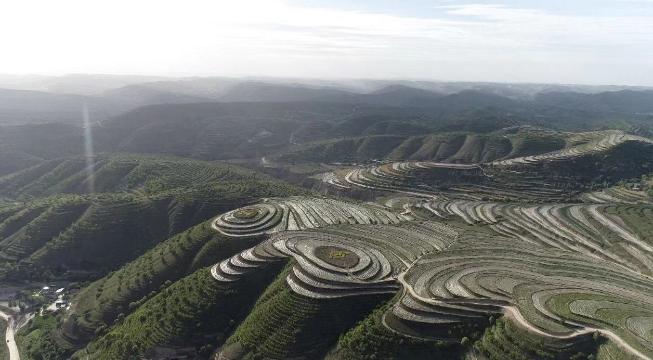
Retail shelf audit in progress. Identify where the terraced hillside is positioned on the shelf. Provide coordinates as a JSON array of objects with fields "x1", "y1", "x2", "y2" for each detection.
[
  {"x1": 277, "y1": 128, "x2": 568, "y2": 164},
  {"x1": 0, "y1": 154, "x2": 297, "y2": 199},
  {"x1": 12, "y1": 128, "x2": 653, "y2": 360},
  {"x1": 59, "y1": 197, "x2": 407, "y2": 357},
  {"x1": 582, "y1": 178, "x2": 652, "y2": 204},
  {"x1": 60, "y1": 197, "x2": 403, "y2": 346},
  {"x1": 318, "y1": 160, "x2": 569, "y2": 201},
  {"x1": 211, "y1": 196, "x2": 409, "y2": 237},
  {"x1": 416, "y1": 201, "x2": 653, "y2": 274},
  {"x1": 69, "y1": 195, "x2": 652, "y2": 359},
  {"x1": 490, "y1": 131, "x2": 653, "y2": 167},
  {"x1": 316, "y1": 130, "x2": 653, "y2": 200},
  {"x1": 202, "y1": 196, "x2": 649, "y2": 359}
]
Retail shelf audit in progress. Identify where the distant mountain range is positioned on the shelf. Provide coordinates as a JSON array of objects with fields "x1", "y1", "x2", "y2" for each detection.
[
  {"x1": 0, "y1": 74, "x2": 651, "y2": 177},
  {"x1": 0, "y1": 74, "x2": 652, "y2": 126}
]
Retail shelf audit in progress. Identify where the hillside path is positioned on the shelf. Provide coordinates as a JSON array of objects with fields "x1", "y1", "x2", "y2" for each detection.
[
  {"x1": 0, "y1": 310, "x2": 20, "y2": 360},
  {"x1": 396, "y1": 268, "x2": 650, "y2": 360}
]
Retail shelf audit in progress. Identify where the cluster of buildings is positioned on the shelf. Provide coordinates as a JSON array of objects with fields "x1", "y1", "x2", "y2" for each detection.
[{"x1": 40, "y1": 286, "x2": 68, "y2": 311}]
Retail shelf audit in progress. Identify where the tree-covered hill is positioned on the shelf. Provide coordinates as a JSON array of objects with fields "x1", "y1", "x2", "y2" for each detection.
[
  {"x1": 275, "y1": 128, "x2": 568, "y2": 164},
  {"x1": 0, "y1": 155, "x2": 310, "y2": 282}
]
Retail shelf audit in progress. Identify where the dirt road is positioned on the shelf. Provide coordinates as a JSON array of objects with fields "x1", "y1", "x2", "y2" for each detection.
[{"x1": 0, "y1": 310, "x2": 20, "y2": 360}]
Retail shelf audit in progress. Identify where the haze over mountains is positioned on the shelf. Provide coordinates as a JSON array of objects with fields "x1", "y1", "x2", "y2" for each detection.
[
  {"x1": 0, "y1": 74, "x2": 651, "y2": 180},
  {"x1": 1, "y1": 74, "x2": 652, "y2": 125}
]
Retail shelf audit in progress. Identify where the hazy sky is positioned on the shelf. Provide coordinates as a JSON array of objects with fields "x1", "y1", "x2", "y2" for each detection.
[{"x1": 2, "y1": 0, "x2": 653, "y2": 85}]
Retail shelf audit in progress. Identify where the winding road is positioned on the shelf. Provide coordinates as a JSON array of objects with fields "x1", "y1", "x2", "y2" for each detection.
[
  {"x1": 0, "y1": 310, "x2": 19, "y2": 360},
  {"x1": 394, "y1": 268, "x2": 650, "y2": 360},
  {"x1": 502, "y1": 306, "x2": 649, "y2": 360}
]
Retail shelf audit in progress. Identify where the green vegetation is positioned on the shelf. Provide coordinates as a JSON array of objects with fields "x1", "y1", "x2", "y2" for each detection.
[
  {"x1": 328, "y1": 301, "x2": 461, "y2": 360},
  {"x1": 0, "y1": 92, "x2": 652, "y2": 360},
  {"x1": 76, "y1": 261, "x2": 285, "y2": 359},
  {"x1": 472, "y1": 318, "x2": 598, "y2": 360},
  {"x1": 223, "y1": 265, "x2": 388, "y2": 360},
  {"x1": 17, "y1": 314, "x2": 70, "y2": 360},
  {"x1": 62, "y1": 220, "x2": 261, "y2": 343},
  {"x1": 0, "y1": 318, "x2": 6, "y2": 360},
  {"x1": 0, "y1": 154, "x2": 309, "y2": 200},
  {"x1": 276, "y1": 130, "x2": 570, "y2": 164},
  {"x1": 0, "y1": 154, "x2": 310, "y2": 281}
]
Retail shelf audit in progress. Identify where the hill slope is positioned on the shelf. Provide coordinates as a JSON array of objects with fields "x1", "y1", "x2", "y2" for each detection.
[
  {"x1": 0, "y1": 155, "x2": 309, "y2": 282},
  {"x1": 277, "y1": 128, "x2": 567, "y2": 164}
]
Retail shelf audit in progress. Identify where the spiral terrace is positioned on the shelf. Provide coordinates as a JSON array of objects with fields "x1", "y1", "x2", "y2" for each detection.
[
  {"x1": 209, "y1": 191, "x2": 653, "y2": 359},
  {"x1": 203, "y1": 129, "x2": 653, "y2": 359},
  {"x1": 211, "y1": 196, "x2": 410, "y2": 237},
  {"x1": 317, "y1": 130, "x2": 653, "y2": 202}
]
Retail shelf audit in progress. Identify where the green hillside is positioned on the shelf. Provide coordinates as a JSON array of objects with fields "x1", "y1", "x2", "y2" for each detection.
[
  {"x1": 4, "y1": 117, "x2": 652, "y2": 360},
  {"x1": 472, "y1": 318, "x2": 598, "y2": 360},
  {"x1": 326, "y1": 300, "x2": 464, "y2": 360},
  {"x1": 0, "y1": 155, "x2": 310, "y2": 282},
  {"x1": 60, "y1": 220, "x2": 264, "y2": 345},
  {"x1": 276, "y1": 129, "x2": 568, "y2": 164},
  {"x1": 222, "y1": 266, "x2": 388, "y2": 360},
  {"x1": 0, "y1": 154, "x2": 303, "y2": 199},
  {"x1": 74, "y1": 263, "x2": 285, "y2": 360}
]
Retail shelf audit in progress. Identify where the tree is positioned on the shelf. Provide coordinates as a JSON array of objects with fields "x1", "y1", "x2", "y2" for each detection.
[{"x1": 115, "y1": 313, "x2": 125, "y2": 324}]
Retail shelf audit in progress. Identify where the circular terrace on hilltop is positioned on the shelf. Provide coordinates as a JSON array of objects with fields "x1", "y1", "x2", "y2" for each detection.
[
  {"x1": 233, "y1": 207, "x2": 262, "y2": 220},
  {"x1": 212, "y1": 203, "x2": 283, "y2": 237},
  {"x1": 313, "y1": 245, "x2": 360, "y2": 269}
]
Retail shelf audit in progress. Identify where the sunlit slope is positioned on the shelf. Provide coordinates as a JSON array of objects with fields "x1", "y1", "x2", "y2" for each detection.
[
  {"x1": 319, "y1": 161, "x2": 569, "y2": 201},
  {"x1": 491, "y1": 130, "x2": 653, "y2": 167},
  {"x1": 422, "y1": 201, "x2": 653, "y2": 275}
]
